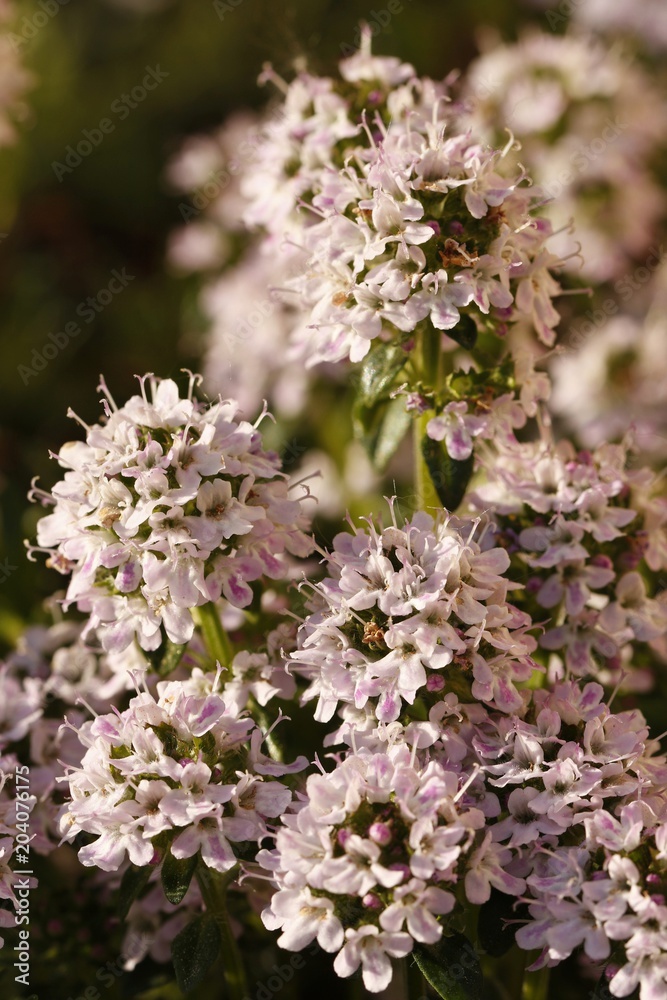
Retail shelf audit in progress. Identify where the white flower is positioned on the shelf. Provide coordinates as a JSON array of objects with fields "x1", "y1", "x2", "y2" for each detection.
[{"x1": 31, "y1": 374, "x2": 313, "y2": 652}]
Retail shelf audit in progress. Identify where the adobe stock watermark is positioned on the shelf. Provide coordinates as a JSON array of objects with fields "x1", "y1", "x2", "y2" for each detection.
[
  {"x1": 8, "y1": 0, "x2": 71, "y2": 51},
  {"x1": 543, "y1": 0, "x2": 585, "y2": 30},
  {"x1": 17, "y1": 268, "x2": 135, "y2": 385},
  {"x1": 52, "y1": 66, "x2": 169, "y2": 181},
  {"x1": 412, "y1": 938, "x2": 482, "y2": 1000},
  {"x1": 241, "y1": 946, "x2": 319, "y2": 1000},
  {"x1": 212, "y1": 0, "x2": 243, "y2": 20},
  {"x1": 63, "y1": 930, "x2": 153, "y2": 1000},
  {"x1": 13, "y1": 765, "x2": 34, "y2": 989},
  {"x1": 176, "y1": 105, "x2": 286, "y2": 224},
  {"x1": 566, "y1": 244, "x2": 665, "y2": 352},
  {"x1": 0, "y1": 557, "x2": 17, "y2": 583}
]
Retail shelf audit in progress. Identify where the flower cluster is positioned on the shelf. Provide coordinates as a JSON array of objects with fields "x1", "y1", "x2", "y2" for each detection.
[
  {"x1": 293, "y1": 508, "x2": 538, "y2": 736},
  {"x1": 258, "y1": 743, "x2": 504, "y2": 993},
  {"x1": 503, "y1": 685, "x2": 667, "y2": 1000},
  {"x1": 264, "y1": 663, "x2": 667, "y2": 995},
  {"x1": 467, "y1": 430, "x2": 667, "y2": 688},
  {"x1": 30, "y1": 374, "x2": 313, "y2": 652},
  {"x1": 462, "y1": 30, "x2": 667, "y2": 282},
  {"x1": 59, "y1": 667, "x2": 306, "y2": 874},
  {"x1": 287, "y1": 111, "x2": 561, "y2": 365}
]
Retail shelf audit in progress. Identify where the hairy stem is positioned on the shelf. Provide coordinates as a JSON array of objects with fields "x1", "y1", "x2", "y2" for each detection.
[
  {"x1": 193, "y1": 604, "x2": 234, "y2": 669},
  {"x1": 196, "y1": 864, "x2": 247, "y2": 1000},
  {"x1": 413, "y1": 324, "x2": 443, "y2": 512}
]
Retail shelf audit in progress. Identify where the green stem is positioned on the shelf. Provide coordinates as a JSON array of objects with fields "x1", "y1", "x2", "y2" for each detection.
[
  {"x1": 193, "y1": 604, "x2": 234, "y2": 669},
  {"x1": 421, "y1": 323, "x2": 442, "y2": 388},
  {"x1": 412, "y1": 323, "x2": 444, "y2": 513},
  {"x1": 522, "y1": 964, "x2": 550, "y2": 1000},
  {"x1": 196, "y1": 864, "x2": 247, "y2": 1000}
]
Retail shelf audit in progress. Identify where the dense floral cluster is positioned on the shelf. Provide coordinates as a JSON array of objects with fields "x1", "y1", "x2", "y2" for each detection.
[
  {"x1": 259, "y1": 744, "x2": 493, "y2": 992},
  {"x1": 288, "y1": 118, "x2": 561, "y2": 364},
  {"x1": 293, "y1": 508, "x2": 538, "y2": 732},
  {"x1": 166, "y1": 29, "x2": 562, "y2": 433},
  {"x1": 262, "y1": 676, "x2": 667, "y2": 995},
  {"x1": 467, "y1": 431, "x2": 667, "y2": 686},
  {"x1": 29, "y1": 374, "x2": 312, "y2": 652},
  {"x1": 6, "y1": 21, "x2": 667, "y2": 1000},
  {"x1": 59, "y1": 667, "x2": 306, "y2": 873}
]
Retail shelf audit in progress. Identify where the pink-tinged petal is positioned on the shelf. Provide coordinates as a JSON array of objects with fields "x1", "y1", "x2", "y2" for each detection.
[
  {"x1": 406, "y1": 908, "x2": 443, "y2": 944},
  {"x1": 445, "y1": 425, "x2": 473, "y2": 461},
  {"x1": 465, "y1": 869, "x2": 490, "y2": 904},
  {"x1": 116, "y1": 560, "x2": 142, "y2": 593},
  {"x1": 361, "y1": 946, "x2": 393, "y2": 993},
  {"x1": 334, "y1": 943, "x2": 360, "y2": 980},
  {"x1": 431, "y1": 298, "x2": 461, "y2": 331},
  {"x1": 170, "y1": 826, "x2": 201, "y2": 859},
  {"x1": 200, "y1": 829, "x2": 237, "y2": 872},
  {"x1": 277, "y1": 914, "x2": 318, "y2": 951},
  {"x1": 537, "y1": 576, "x2": 563, "y2": 609},
  {"x1": 610, "y1": 964, "x2": 639, "y2": 998},
  {"x1": 318, "y1": 917, "x2": 345, "y2": 953}
]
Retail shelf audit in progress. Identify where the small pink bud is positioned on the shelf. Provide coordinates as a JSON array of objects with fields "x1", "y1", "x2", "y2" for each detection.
[
  {"x1": 368, "y1": 822, "x2": 392, "y2": 846},
  {"x1": 427, "y1": 674, "x2": 445, "y2": 692},
  {"x1": 362, "y1": 893, "x2": 382, "y2": 909},
  {"x1": 337, "y1": 828, "x2": 351, "y2": 847}
]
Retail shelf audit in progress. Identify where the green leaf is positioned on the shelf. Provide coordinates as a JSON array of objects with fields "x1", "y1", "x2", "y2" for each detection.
[
  {"x1": 413, "y1": 932, "x2": 483, "y2": 1000},
  {"x1": 372, "y1": 396, "x2": 412, "y2": 471},
  {"x1": 477, "y1": 888, "x2": 520, "y2": 957},
  {"x1": 162, "y1": 849, "x2": 199, "y2": 905},
  {"x1": 172, "y1": 913, "x2": 221, "y2": 994},
  {"x1": 144, "y1": 634, "x2": 187, "y2": 677},
  {"x1": 117, "y1": 863, "x2": 152, "y2": 919},
  {"x1": 157, "y1": 639, "x2": 187, "y2": 676},
  {"x1": 353, "y1": 392, "x2": 412, "y2": 471},
  {"x1": 421, "y1": 436, "x2": 475, "y2": 511},
  {"x1": 358, "y1": 341, "x2": 408, "y2": 406},
  {"x1": 447, "y1": 314, "x2": 478, "y2": 351}
]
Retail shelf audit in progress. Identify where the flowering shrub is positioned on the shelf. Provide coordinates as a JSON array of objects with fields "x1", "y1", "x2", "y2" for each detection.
[{"x1": 3, "y1": 23, "x2": 667, "y2": 1000}]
